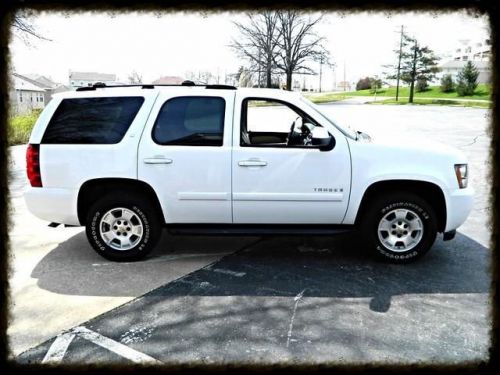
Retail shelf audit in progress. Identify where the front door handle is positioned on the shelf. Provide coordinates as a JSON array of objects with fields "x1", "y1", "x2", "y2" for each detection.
[
  {"x1": 238, "y1": 160, "x2": 267, "y2": 167},
  {"x1": 143, "y1": 158, "x2": 173, "y2": 164}
]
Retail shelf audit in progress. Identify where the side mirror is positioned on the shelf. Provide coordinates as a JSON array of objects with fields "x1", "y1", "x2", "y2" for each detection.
[{"x1": 311, "y1": 127, "x2": 335, "y2": 151}]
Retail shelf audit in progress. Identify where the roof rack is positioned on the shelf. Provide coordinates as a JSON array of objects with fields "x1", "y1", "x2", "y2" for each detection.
[{"x1": 76, "y1": 80, "x2": 237, "y2": 91}]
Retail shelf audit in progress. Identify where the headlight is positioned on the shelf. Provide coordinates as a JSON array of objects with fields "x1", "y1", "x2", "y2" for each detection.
[{"x1": 454, "y1": 164, "x2": 468, "y2": 189}]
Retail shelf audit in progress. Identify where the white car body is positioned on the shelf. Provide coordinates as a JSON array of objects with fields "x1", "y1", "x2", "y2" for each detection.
[{"x1": 24, "y1": 86, "x2": 473, "y2": 239}]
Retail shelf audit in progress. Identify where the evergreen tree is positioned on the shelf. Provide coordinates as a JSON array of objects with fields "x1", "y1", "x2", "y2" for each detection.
[
  {"x1": 415, "y1": 77, "x2": 428, "y2": 92},
  {"x1": 440, "y1": 74, "x2": 454, "y2": 93},
  {"x1": 456, "y1": 62, "x2": 479, "y2": 96},
  {"x1": 386, "y1": 34, "x2": 440, "y2": 103}
]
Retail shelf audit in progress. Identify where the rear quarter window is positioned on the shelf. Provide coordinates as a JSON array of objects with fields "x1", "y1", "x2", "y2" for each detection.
[{"x1": 42, "y1": 96, "x2": 145, "y2": 144}]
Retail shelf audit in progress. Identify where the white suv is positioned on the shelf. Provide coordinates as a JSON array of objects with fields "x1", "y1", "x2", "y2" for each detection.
[{"x1": 24, "y1": 82, "x2": 473, "y2": 263}]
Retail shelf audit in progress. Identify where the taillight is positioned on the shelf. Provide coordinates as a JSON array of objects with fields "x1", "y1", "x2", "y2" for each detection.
[{"x1": 26, "y1": 144, "x2": 42, "y2": 187}]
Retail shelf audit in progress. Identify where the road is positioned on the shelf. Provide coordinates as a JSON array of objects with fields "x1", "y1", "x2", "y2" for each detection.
[{"x1": 9, "y1": 102, "x2": 492, "y2": 364}]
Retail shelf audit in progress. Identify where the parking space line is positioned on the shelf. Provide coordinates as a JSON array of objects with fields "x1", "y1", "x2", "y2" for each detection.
[
  {"x1": 42, "y1": 332, "x2": 76, "y2": 363},
  {"x1": 72, "y1": 326, "x2": 163, "y2": 364},
  {"x1": 41, "y1": 326, "x2": 163, "y2": 364}
]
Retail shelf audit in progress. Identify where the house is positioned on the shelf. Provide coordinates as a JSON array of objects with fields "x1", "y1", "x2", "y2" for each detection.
[
  {"x1": 19, "y1": 73, "x2": 70, "y2": 103},
  {"x1": 10, "y1": 74, "x2": 47, "y2": 115},
  {"x1": 152, "y1": 76, "x2": 184, "y2": 85},
  {"x1": 438, "y1": 60, "x2": 491, "y2": 84},
  {"x1": 69, "y1": 71, "x2": 117, "y2": 88},
  {"x1": 336, "y1": 80, "x2": 352, "y2": 92},
  {"x1": 9, "y1": 73, "x2": 71, "y2": 115}
]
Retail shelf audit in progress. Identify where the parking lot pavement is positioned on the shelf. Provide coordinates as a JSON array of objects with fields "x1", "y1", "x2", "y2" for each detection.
[
  {"x1": 7, "y1": 145, "x2": 256, "y2": 355},
  {"x1": 9, "y1": 103, "x2": 492, "y2": 363},
  {"x1": 18, "y1": 233, "x2": 490, "y2": 364}
]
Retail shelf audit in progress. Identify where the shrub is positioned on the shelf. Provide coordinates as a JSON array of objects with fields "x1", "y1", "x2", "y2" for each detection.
[
  {"x1": 356, "y1": 77, "x2": 372, "y2": 90},
  {"x1": 7, "y1": 109, "x2": 42, "y2": 146},
  {"x1": 456, "y1": 61, "x2": 479, "y2": 96},
  {"x1": 415, "y1": 77, "x2": 429, "y2": 92},
  {"x1": 440, "y1": 74, "x2": 454, "y2": 92},
  {"x1": 369, "y1": 78, "x2": 382, "y2": 93}
]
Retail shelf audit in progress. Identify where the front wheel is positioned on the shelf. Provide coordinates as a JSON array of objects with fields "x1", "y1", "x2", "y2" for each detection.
[
  {"x1": 85, "y1": 194, "x2": 162, "y2": 261},
  {"x1": 361, "y1": 193, "x2": 437, "y2": 263}
]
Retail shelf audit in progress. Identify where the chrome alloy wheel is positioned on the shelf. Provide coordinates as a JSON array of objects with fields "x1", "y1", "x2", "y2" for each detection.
[
  {"x1": 377, "y1": 208, "x2": 424, "y2": 252},
  {"x1": 99, "y1": 207, "x2": 144, "y2": 251}
]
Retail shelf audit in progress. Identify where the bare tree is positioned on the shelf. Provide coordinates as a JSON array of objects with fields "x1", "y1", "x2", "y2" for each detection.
[
  {"x1": 127, "y1": 70, "x2": 143, "y2": 84},
  {"x1": 231, "y1": 11, "x2": 280, "y2": 88},
  {"x1": 197, "y1": 71, "x2": 215, "y2": 85},
  {"x1": 273, "y1": 11, "x2": 326, "y2": 91},
  {"x1": 11, "y1": 11, "x2": 52, "y2": 45}
]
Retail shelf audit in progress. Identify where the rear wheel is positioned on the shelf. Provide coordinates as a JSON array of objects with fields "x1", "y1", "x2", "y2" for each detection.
[
  {"x1": 361, "y1": 193, "x2": 437, "y2": 263},
  {"x1": 85, "y1": 194, "x2": 162, "y2": 261}
]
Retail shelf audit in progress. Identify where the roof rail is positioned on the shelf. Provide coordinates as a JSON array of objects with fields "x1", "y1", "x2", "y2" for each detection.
[{"x1": 76, "y1": 81, "x2": 237, "y2": 91}]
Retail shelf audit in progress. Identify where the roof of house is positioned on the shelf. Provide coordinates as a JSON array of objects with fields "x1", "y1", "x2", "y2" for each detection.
[
  {"x1": 152, "y1": 76, "x2": 185, "y2": 85},
  {"x1": 23, "y1": 74, "x2": 58, "y2": 88},
  {"x1": 440, "y1": 60, "x2": 491, "y2": 70},
  {"x1": 69, "y1": 71, "x2": 117, "y2": 81},
  {"x1": 12, "y1": 74, "x2": 46, "y2": 92}
]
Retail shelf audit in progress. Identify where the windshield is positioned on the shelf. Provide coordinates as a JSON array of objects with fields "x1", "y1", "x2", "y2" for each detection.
[{"x1": 299, "y1": 96, "x2": 358, "y2": 140}]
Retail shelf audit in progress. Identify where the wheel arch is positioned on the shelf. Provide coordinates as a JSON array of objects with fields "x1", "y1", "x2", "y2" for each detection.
[
  {"x1": 77, "y1": 178, "x2": 164, "y2": 225},
  {"x1": 354, "y1": 179, "x2": 447, "y2": 232}
]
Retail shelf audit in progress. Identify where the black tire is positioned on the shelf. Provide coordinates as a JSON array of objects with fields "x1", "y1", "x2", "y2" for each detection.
[
  {"x1": 85, "y1": 194, "x2": 162, "y2": 261},
  {"x1": 361, "y1": 192, "x2": 437, "y2": 263}
]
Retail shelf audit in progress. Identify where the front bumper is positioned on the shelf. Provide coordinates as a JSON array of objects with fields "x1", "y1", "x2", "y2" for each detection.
[{"x1": 444, "y1": 185, "x2": 474, "y2": 232}]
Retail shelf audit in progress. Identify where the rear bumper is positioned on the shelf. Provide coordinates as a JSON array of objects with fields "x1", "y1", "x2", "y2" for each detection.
[
  {"x1": 445, "y1": 186, "x2": 474, "y2": 232},
  {"x1": 24, "y1": 186, "x2": 81, "y2": 226}
]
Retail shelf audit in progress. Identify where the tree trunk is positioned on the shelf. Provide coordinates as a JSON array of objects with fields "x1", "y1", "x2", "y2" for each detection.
[
  {"x1": 286, "y1": 72, "x2": 292, "y2": 91},
  {"x1": 409, "y1": 80, "x2": 415, "y2": 103},
  {"x1": 266, "y1": 68, "x2": 272, "y2": 88}
]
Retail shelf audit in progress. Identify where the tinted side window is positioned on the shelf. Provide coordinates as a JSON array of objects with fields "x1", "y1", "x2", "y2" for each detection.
[
  {"x1": 153, "y1": 97, "x2": 225, "y2": 146},
  {"x1": 42, "y1": 97, "x2": 145, "y2": 144}
]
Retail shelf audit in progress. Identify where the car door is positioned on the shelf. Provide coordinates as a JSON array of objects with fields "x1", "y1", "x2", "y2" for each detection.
[
  {"x1": 231, "y1": 94, "x2": 351, "y2": 224},
  {"x1": 138, "y1": 88, "x2": 235, "y2": 223}
]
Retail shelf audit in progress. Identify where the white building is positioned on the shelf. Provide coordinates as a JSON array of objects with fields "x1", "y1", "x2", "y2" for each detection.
[
  {"x1": 437, "y1": 39, "x2": 491, "y2": 84},
  {"x1": 69, "y1": 71, "x2": 117, "y2": 88},
  {"x1": 452, "y1": 39, "x2": 491, "y2": 62},
  {"x1": 438, "y1": 60, "x2": 491, "y2": 84}
]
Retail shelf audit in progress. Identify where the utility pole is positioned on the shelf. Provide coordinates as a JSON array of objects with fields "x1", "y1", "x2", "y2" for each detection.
[
  {"x1": 319, "y1": 55, "x2": 323, "y2": 93},
  {"x1": 409, "y1": 38, "x2": 418, "y2": 104},
  {"x1": 396, "y1": 25, "x2": 404, "y2": 102},
  {"x1": 343, "y1": 60, "x2": 346, "y2": 92},
  {"x1": 257, "y1": 49, "x2": 261, "y2": 88}
]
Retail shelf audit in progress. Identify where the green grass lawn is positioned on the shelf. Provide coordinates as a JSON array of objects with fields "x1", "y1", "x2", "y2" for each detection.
[
  {"x1": 339, "y1": 84, "x2": 491, "y2": 101},
  {"x1": 369, "y1": 98, "x2": 491, "y2": 109},
  {"x1": 303, "y1": 92, "x2": 348, "y2": 104},
  {"x1": 7, "y1": 109, "x2": 42, "y2": 146}
]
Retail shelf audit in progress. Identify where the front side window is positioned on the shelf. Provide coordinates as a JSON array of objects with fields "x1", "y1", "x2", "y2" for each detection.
[
  {"x1": 42, "y1": 96, "x2": 144, "y2": 144},
  {"x1": 241, "y1": 98, "x2": 330, "y2": 148},
  {"x1": 153, "y1": 96, "x2": 225, "y2": 146}
]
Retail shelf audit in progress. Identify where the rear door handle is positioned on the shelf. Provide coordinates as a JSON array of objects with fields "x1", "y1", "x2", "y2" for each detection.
[
  {"x1": 143, "y1": 158, "x2": 173, "y2": 164},
  {"x1": 238, "y1": 160, "x2": 267, "y2": 167}
]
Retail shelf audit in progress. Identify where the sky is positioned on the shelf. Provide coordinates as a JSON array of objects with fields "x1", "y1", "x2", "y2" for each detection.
[{"x1": 9, "y1": 10, "x2": 490, "y2": 90}]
